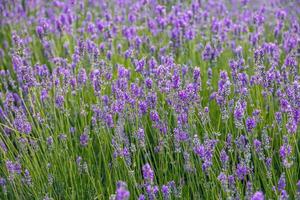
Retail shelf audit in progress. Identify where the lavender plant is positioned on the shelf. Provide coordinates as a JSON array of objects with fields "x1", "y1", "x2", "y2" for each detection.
[{"x1": 0, "y1": 0, "x2": 300, "y2": 199}]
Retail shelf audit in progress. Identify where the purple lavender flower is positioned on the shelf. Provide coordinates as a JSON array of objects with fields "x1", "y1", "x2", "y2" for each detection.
[
  {"x1": 202, "y1": 43, "x2": 216, "y2": 61},
  {"x1": 228, "y1": 175, "x2": 235, "y2": 187},
  {"x1": 275, "y1": 112, "x2": 282, "y2": 124},
  {"x1": 193, "y1": 67, "x2": 201, "y2": 82},
  {"x1": 0, "y1": 140, "x2": 7, "y2": 152},
  {"x1": 142, "y1": 163, "x2": 154, "y2": 184},
  {"x1": 234, "y1": 100, "x2": 246, "y2": 128},
  {"x1": 146, "y1": 184, "x2": 159, "y2": 200},
  {"x1": 23, "y1": 169, "x2": 32, "y2": 186},
  {"x1": 286, "y1": 119, "x2": 297, "y2": 134},
  {"x1": 220, "y1": 149, "x2": 229, "y2": 167},
  {"x1": 253, "y1": 139, "x2": 262, "y2": 153},
  {"x1": 278, "y1": 173, "x2": 286, "y2": 192},
  {"x1": 136, "y1": 128, "x2": 145, "y2": 147},
  {"x1": 6, "y1": 160, "x2": 22, "y2": 176},
  {"x1": 58, "y1": 134, "x2": 67, "y2": 141},
  {"x1": 150, "y1": 110, "x2": 160, "y2": 122},
  {"x1": 80, "y1": 133, "x2": 89, "y2": 147},
  {"x1": 251, "y1": 191, "x2": 264, "y2": 200},
  {"x1": 145, "y1": 78, "x2": 153, "y2": 89},
  {"x1": 236, "y1": 163, "x2": 248, "y2": 180},
  {"x1": 41, "y1": 89, "x2": 49, "y2": 102},
  {"x1": 138, "y1": 194, "x2": 145, "y2": 200},
  {"x1": 55, "y1": 95, "x2": 64, "y2": 108},
  {"x1": 279, "y1": 143, "x2": 292, "y2": 167},
  {"x1": 70, "y1": 127, "x2": 76, "y2": 135},
  {"x1": 139, "y1": 101, "x2": 147, "y2": 115},
  {"x1": 280, "y1": 190, "x2": 288, "y2": 200},
  {"x1": 115, "y1": 181, "x2": 130, "y2": 200},
  {"x1": 77, "y1": 68, "x2": 87, "y2": 85},
  {"x1": 218, "y1": 172, "x2": 227, "y2": 188},
  {"x1": 47, "y1": 136, "x2": 53, "y2": 147},
  {"x1": 246, "y1": 117, "x2": 256, "y2": 132},
  {"x1": 161, "y1": 185, "x2": 170, "y2": 200},
  {"x1": 174, "y1": 128, "x2": 189, "y2": 142},
  {"x1": 0, "y1": 177, "x2": 6, "y2": 187},
  {"x1": 13, "y1": 114, "x2": 32, "y2": 134}
]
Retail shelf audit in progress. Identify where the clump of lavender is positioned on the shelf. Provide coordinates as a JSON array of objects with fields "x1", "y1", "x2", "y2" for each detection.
[
  {"x1": 80, "y1": 128, "x2": 90, "y2": 147},
  {"x1": 135, "y1": 128, "x2": 145, "y2": 148},
  {"x1": 193, "y1": 135, "x2": 218, "y2": 172},
  {"x1": 142, "y1": 163, "x2": 154, "y2": 184},
  {"x1": 6, "y1": 160, "x2": 22, "y2": 182},
  {"x1": 251, "y1": 191, "x2": 264, "y2": 200},
  {"x1": 110, "y1": 181, "x2": 130, "y2": 200},
  {"x1": 0, "y1": 177, "x2": 7, "y2": 194},
  {"x1": 234, "y1": 100, "x2": 246, "y2": 129},
  {"x1": 0, "y1": 0, "x2": 299, "y2": 199},
  {"x1": 141, "y1": 163, "x2": 160, "y2": 199},
  {"x1": 13, "y1": 111, "x2": 32, "y2": 134},
  {"x1": 279, "y1": 137, "x2": 293, "y2": 168},
  {"x1": 161, "y1": 184, "x2": 170, "y2": 200}
]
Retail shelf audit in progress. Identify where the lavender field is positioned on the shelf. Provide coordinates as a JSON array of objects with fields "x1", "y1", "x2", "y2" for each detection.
[{"x1": 0, "y1": 0, "x2": 300, "y2": 199}]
